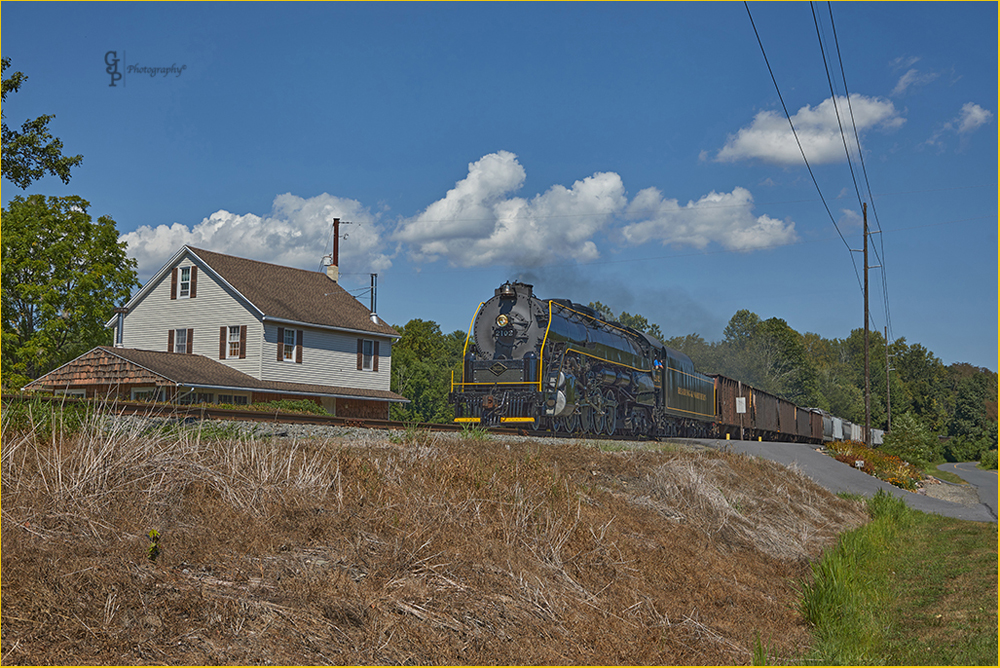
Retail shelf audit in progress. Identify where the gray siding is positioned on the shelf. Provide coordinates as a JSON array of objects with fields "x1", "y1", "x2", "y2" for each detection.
[
  {"x1": 120, "y1": 255, "x2": 264, "y2": 377},
  {"x1": 260, "y1": 323, "x2": 393, "y2": 392}
]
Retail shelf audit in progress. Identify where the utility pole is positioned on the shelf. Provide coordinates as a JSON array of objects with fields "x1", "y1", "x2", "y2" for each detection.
[
  {"x1": 864, "y1": 203, "x2": 871, "y2": 447},
  {"x1": 885, "y1": 325, "x2": 892, "y2": 432}
]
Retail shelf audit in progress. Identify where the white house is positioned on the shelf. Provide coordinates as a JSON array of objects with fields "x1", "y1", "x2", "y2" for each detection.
[{"x1": 25, "y1": 246, "x2": 406, "y2": 419}]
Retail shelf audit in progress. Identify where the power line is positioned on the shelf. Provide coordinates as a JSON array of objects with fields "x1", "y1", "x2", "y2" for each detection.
[
  {"x1": 743, "y1": 1, "x2": 865, "y2": 297},
  {"x1": 824, "y1": 1, "x2": 895, "y2": 340}
]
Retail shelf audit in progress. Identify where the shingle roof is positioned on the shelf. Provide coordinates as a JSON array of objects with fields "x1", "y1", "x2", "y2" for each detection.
[
  {"x1": 26, "y1": 347, "x2": 408, "y2": 403},
  {"x1": 187, "y1": 246, "x2": 399, "y2": 338}
]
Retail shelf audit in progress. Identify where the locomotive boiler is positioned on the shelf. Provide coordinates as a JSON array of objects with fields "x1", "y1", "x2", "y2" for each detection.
[{"x1": 449, "y1": 281, "x2": 717, "y2": 437}]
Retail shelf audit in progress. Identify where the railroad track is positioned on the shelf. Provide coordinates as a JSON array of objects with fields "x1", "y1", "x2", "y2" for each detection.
[
  {"x1": 2, "y1": 394, "x2": 650, "y2": 441},
  {"x1": 1, "y1": 395, "x2": 530, "y2": 436}
]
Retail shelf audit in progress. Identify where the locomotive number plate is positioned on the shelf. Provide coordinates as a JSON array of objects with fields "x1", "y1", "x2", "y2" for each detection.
[{"x1": 495, "y1": 328, "x2": 516, "y2": 337}]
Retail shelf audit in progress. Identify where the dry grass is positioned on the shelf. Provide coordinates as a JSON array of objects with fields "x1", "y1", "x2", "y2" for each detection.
[{"x1": 1, "y1": 411, "x2": 867, "y2": 665}]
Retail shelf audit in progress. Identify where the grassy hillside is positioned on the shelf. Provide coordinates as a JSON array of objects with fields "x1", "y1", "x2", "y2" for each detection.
[{"x1": 2, "y1": 412, "x2": 871, "y2": 664}]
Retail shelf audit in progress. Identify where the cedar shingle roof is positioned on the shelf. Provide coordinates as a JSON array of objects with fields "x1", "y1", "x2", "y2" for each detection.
[
  {"x1": 25, "y1": 347, "x2": 407, "y2": 403},
  {"x1": 187, "y1": 246, "x2": 399, "y2": 337}
]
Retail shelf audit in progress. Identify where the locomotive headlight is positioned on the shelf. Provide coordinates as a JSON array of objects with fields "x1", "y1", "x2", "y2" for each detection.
[{"x1": 496, "y1": 314, "x2": 509, "y2": 327}]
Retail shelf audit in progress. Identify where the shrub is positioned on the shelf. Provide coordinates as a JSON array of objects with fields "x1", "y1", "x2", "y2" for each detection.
[
  {"x1": 979, "y1": 449, "x2": 998, "y2": 470},
  {"x1": 944, "y1": 422, "x2": 997, "y2": 463},
  {"x1": 249, "y1": 399, "x2": 327, "y2": 415},
  {"x1": 881, "y1": 412, "x2": 940, "y2": 468},
  {"x1": 827, "y1": 440, "x2": 923, "y2": 491}
]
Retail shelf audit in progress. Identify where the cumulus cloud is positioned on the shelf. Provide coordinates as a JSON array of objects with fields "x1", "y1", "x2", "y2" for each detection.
[
  {"x1": 891, "y1": 68, "x2": 939, "y2": 96},
  {"x1": 393, "y1": 151, "x2": 627, "y2": 267},
  {"x1": 621, "y1": 186, "x2": 798, "y2": 251},
  {"x1": 121, "y1": 193, "x2": 392, "y2": 282},
  {"x1": 715, "y1": 95, "x2": 904, "y2": 165},
  {"x1": 123, "y1": 152, "x2": 798, "y2": 281}
]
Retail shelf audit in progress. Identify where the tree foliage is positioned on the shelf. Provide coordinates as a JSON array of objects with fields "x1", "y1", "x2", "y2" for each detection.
[
  {"x1": 2, "y1": 195, "x2": 139, "y2": 387},
  {"x1": 881, "y1": 412, "x2": 941, "y2": 468},
  {"x1": 2, "y1": 57, "x2": 84, "y2": 188},
  {"x1": 389, "y1": 319, "x2": 466, "y2": 423}
]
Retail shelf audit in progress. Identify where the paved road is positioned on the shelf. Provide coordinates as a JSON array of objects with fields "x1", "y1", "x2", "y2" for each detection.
[
  {"x1": 936, "y1": 461, "x2": 998, "y2": 520},
  {"x1": 681, "y1": 438, "x2": 996, "y2": 523}
]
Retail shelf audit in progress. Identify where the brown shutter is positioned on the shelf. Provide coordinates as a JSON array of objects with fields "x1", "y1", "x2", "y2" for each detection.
[
  {"x1": 239, "y1": 325, "x2": 247, "y2": 359},
  {"x1": 373, "y1": 340, "x2": 379, "y2": 372},
  {"x1": 277, "y1": 327, "x2": 285, "y2": 361},
  {"x1": 357, "y1": 339, "x2": 363, "y2": 370},
  {"x1": 186, "y1": 328, "x2": 194, "y2": 354},
  {"x1": 220, "y1": 326, "x2": 227, "y2": 359},
  {"x1": 190, "y1": 266, "x2": 198, "y2": 298},
  {"x1": 295, "y1": 330, "x2": 303, "y2": 364},
  {"x1": 170, "y1": 268, "x2": 178, "y2": 300},
  {"x1": 168, "y1": 329, "x2": 174, "y2": 352}
]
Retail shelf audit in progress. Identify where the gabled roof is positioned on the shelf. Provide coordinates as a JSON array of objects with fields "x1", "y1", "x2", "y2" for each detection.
[
  {"x1": 116, "y1": 246, "x2": 399, "y2": 338},
  {"x1": 25, "y1": 347, "x2": 408, "y2": 403}
]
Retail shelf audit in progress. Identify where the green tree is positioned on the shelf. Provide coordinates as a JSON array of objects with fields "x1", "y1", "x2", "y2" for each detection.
[
  {"x1": 2, "y1": 195, "x2": 139, "y2": 387},
  {"x1": 881, "y1": 411, "x2": 941, "y2": 468},
  {"x1": 389, "y1": 319, "x2": 466, "y2": 423},
  {"x1": 722, "y1": 309, "x2": 761, "y2": 349},
  {"x1": 2, "y1": 57, "x2": 83, "y2": 188},
  {"x1": 616, "y1": 311, "x2": 665, "y2": 341}
]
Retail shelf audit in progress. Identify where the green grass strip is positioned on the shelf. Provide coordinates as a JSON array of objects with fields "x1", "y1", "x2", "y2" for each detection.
[{"x1": 800, "y1": 490, "x2": 998, "y2": 665}]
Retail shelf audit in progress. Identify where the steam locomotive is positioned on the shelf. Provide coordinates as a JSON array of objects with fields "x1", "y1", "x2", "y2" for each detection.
[{"x1": 449, "y1": 280, "x2": 880, "y2": 444}]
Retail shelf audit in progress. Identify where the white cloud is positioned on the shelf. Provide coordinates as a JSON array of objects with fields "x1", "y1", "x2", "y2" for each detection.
[
  {"x1": 891, "y1": 68, "x2": 939, "y2": 96},
  {"x1": 621, "y1": 186, "x2": 798, "y2": 251},
  {"x1": 954, "y1": 102, "x2": 993, "y2": 134},
  {"x1": 123, "y1": 152, "x2": 800, "y2": 280},
  {"x1": 393, "y1": 151, "x2": 627, "y2": 267},
  {"x1": 121, "y1": 193, "x2": 392, "y2": 282},
  {"x1": 926, "y1": 102, "x2": 994, "y2": 149},
  {"x1": 715, "y1": 95, "x2": 904, "y2": 165},
  {"x1": 889, "y1": 55, "x2": 921, "y2": 72}
]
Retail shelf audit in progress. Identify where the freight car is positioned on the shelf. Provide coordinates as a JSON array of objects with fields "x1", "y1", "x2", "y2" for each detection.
[{"x1": 450, "y1": 281, "x2": 875, "y2": 445}]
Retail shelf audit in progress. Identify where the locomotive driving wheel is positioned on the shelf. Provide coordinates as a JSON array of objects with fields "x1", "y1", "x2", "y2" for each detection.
[
  {"x1": 579, "y1": 396, "x2": 594, "y2": 434},
  {"x1": 603, "y1": 389, "x2": 617, "y2": 435}
]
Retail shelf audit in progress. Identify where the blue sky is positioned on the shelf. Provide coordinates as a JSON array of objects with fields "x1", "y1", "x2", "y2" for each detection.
[{"x1": 2, "y1": 1, "x2": 996, "y2": 370}]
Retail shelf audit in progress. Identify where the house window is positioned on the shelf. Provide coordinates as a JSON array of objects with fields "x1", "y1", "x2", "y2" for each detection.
[
  {"x1": 170, "y1": 265, "x2": 196, "y2": 300},
  {"x1": 55, "y1": 389, "x2": 86, "y2": 398},
  {"x1": 277, "y1": 327, "x2": 303, "y2": 363},
  {"x1": 131, "y1": 387, "x2": 161, "y2": 402},
  {"x1": 179, "y1": 267, "x2": 191, "y2": 298},
  {"x1": 218, "y1": 394, "x2": 249, "y2": 406},
  {"x1": 196, "y1": 392, "x2": 214, "y2": 404},
  {"x1": 229, "y1": 326, "x2": 241, "y2": 358},
  {"x1": 357, "y1": 338, "x2": 379, "y2": 371},
  {"x1": 220, "y1": 325, "x2": 247, "y2": 359},
  {"x1": 362, "y1": 340, "x2": 374, "y2": 370},
  {"x1": 172, "y1": 327, "x2": 192, "y2": 354}
]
